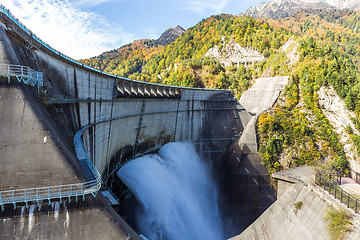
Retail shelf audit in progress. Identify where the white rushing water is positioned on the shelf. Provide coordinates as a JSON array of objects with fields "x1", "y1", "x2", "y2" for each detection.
[{"x1": 117, "y1": 142, "x2": 224, "y2": 240}]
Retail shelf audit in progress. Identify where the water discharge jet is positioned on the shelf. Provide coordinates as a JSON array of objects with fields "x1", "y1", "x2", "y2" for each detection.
[{"x1": 117, "y1": 142, "x2": 224, "y2": 240}]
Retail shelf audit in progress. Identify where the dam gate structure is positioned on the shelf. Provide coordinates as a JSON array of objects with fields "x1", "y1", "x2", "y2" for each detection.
[{"x1": 0, "y1": 5, "x2": 274, "y2": 239}]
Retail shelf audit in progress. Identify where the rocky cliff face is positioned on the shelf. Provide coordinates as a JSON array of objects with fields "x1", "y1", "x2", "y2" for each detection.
[
  {"x1": 245, "y1": 0, "x2": 360, "y2": 19},
  {"x1": 317, "y1": 86, "x2": 360, "y2": 172},
  {"x1": 205, "y1": 38, "x2": 265, "y2": 67},
  {"x1": 281, "y1": 37, "x2": 299, "y2": 65},
  {"x1": 156, "y1": 25, "x2": 185, "y2": 45}
]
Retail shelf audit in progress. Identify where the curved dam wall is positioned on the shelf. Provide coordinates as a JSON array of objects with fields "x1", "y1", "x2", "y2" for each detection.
[
  {"x1": 35, "y1": 44, "x2": 244, "y2": 179},
  {"x1": 0, "y1": 6, "x2": 251, "y2": 239},
  {"x1": 0, "y1": 7, "x2": 246, "y2": 180}
]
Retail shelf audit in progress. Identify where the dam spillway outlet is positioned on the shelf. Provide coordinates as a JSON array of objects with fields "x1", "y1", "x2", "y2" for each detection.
[{"x1": 117, "y1": 142, "x2": 224, "y2": 240}]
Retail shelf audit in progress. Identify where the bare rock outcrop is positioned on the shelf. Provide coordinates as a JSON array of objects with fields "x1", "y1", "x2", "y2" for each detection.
[
  {"x1": 156, "y1": 25, "x2": 185, "y2": 46},
  {"x1": 205, "y1": 40, "x2": 265, "y2": 67},
  {"x1": 318, "y1": 86, "x2": 360, "y2": 172},
  {"x1": 245, "y1": 0, "x2": 360, "y2": 19},
  {"x1": 281, "y1": 36, "x2": 299, "y2": 65}
]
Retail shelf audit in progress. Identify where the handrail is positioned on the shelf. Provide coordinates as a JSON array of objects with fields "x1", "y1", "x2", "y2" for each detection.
[
  {"x1": 0, "y1": 64, "x2": 43, "y2": 91},
  {"x1": 0, "y1": 4, "x2": 231, "y2": 93},
  {"x1": 0, "y1": 98, "x2": 242, "y2": 209},
  {"x1": 315, "y1": 174, "x2": 360, "y2": 213},
  {"x1": 0, "y1": 121, "x2": 102, "y2": 210},
  {"x1": 0, "y1": 4, "x2": 234, "y2": 210}
]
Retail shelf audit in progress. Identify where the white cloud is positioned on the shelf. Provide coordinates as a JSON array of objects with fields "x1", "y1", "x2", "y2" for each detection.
[
  {"x1": 182, "y1": 0, "x2": 229, "y2": 14},
  {"x1": 72, "y1": 0, "x2": 116, "y2": 8},
  {"x1": 0, "y1": 0, "x2": 134, "y2": 59}
]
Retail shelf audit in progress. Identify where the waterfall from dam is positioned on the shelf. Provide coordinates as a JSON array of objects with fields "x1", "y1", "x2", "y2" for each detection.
[{"x1": 117, "y1": 142, "x2": 224, "y2": 240}]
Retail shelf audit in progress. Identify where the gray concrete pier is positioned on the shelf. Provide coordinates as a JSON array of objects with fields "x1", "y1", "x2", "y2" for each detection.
[{"x1": 0, "y1": 5, "x2": 255, "y2": 239}]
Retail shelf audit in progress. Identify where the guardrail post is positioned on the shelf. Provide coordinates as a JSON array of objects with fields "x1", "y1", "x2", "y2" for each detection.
[
  {"x1": 59, "y1": 186, "x2": 62, "y2": 204},
  {"x1": 48, "y1": 188, "x2": 51, "y2": 206},
  {"x1": 356, "y1": 199, "x2": 358, "y2": 213},
  {"x1": 347, "y1": 195, "x2": 350, "y2": 208},
  {"x1": 24, "y1": 190, "x2": 28, "y2": 209},
  {"x1": 36, "y1": 189, "x2": 39, "y2": 207},
  {"x1": 69, "y1": 186, "x2": 72, "y2": 203},
  {"x1": 81, "y1": 185, "x2": 85, "y2": 201},
  {"x1": 7, "y1": 65, "x2": 10, "y2": 83},
  {"x1": 11, "y1": 191, "x2": 16, "y2": 209},
  {"x1": 341, "y1": 190, "x2": 343, "y2": 203}
]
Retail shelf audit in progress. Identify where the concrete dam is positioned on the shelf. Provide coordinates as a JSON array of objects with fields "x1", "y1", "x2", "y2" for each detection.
[{"x1": 0, "y1": 5, "x2": 275, "y2": 239}]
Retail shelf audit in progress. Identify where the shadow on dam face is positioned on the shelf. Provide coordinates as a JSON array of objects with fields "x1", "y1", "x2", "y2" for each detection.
[
  {"x1": 114, "y1": 142, "x2": 224, "y2": 239},
  {"x1": 214, "y1": 144, "x2": 277, "y2": 238},
  {"x1": 100, "y1": 94, "x2": 276, "y2": 239},
  {"x1": 0, "y1": 8, "x2": 276, "y2": 239},
  {"x1": 109, "y1": 142, "x2": 276, "y2": 239}
]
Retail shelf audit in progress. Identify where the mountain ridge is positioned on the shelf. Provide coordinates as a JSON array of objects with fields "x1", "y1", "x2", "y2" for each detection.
[
  {"x1": 79, "y1": 10, "x2": 360, "y2": 178},
  {"x1": 245, "y1": 0, "x2": 360, "y2": 19},
  {"x1": 88, "y1": 25, "x2": 185, "y2": 62},
  {"x1": 156, "y1": 25, "x2": 185, "y2": 45}
]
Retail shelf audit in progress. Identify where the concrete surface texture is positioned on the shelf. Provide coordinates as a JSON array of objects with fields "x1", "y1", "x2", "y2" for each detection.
[
  {"x1": 239, "y1": 76, "x2": 290, "y2": 115},
  {"x1": 237, "y1": 115, "x2": 258, "y2": 153},
  {"x1": 0, "y1": 80, "x2": 82, "y2": 190},
  {"x1": 233, "y1": 166, "x2": 360, "y2": 240},
  {"x1": 0, "y1": 196, "x2": 141, "y2": 240},
  {"x1": 237, "y1": 76, "x2": 290, "y2": 153},
  {"x1": 34, "y1": 46, "x2": 242, "y2": 178},
  {"x1": 216, "y1": 75, "x2": 292, "y2": 238},
  {"x1": 217, "y1": 147, "x2": 276, "y2": 238},
  {"x1": 0, "y1": 22, "x2": 20, "y2": 65},
  {"x1": 0, "y1": 10, "x2": 246, "y2": 239}
]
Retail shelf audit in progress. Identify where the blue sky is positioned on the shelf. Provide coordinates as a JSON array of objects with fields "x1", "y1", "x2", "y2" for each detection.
[{"x1": 0, "y1": 0, "x2": 268, "y2": 59}]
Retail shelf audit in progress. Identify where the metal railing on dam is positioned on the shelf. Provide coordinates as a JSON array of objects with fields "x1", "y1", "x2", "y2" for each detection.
[
  {"x1": 0, "y1": 112, "x2": 102, "y2": 210},
  {"x1": 0, "y1": 4, "x2": 231, "y2": 99},
  {"x1": 0, "y1": 64, "x2": 43, "y2": 91},
  {"x1": 0, "y1": 5, "x2": 239, "y2": 211},
  {"x1": 315, "y1": 174, "x2": 360, "y2": 213},
  {"x1": 0, "y1": 94, "x2": 241, "y2": 210}
]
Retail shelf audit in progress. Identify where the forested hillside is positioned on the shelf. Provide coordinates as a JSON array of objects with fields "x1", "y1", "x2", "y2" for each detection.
[
  {"x1": 81, "y1": 15, "x2": 291, "y2": 98},
  {"x1": 258, "y1": 10, "x2": 360, "y2": 174},
  {"x1": 81, "y1": 9, "x2": 360, "y2": 175}
]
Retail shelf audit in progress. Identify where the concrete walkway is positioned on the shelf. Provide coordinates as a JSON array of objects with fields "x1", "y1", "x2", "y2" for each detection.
[
  {"x1": 232, "y1": 167, "x2": 360, "y2": 240},
  {"x1": 340, "y1": 177, "x2": 360, "y2": 198}
]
